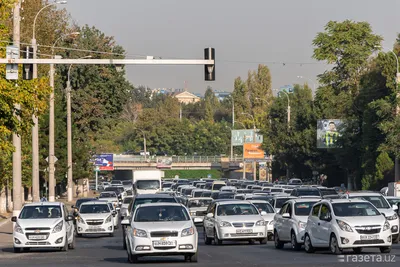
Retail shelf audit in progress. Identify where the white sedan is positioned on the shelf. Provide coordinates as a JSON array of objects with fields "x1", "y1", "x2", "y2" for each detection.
[
  {"x1": 122, "y1": 203, "x2": 198, "y2": 263},
  {"x1": 76, "y1": 201, "x2": 116, "y2": 237},
  {"x1": 12, "y1": 202, "x2": 75, "y2": 252},
  {"x1": 249, "y1": 200, "x2": 276, "y2": 240}
]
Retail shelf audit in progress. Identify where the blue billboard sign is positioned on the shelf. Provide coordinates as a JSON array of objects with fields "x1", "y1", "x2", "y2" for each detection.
[{"x1": 94, "y1": 154, "x2": 114, "y2": 170}]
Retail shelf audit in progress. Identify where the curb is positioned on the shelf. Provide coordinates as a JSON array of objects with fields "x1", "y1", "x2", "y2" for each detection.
[{"x1": 0, "y1": 215, "x2": 11, "y2": 228}]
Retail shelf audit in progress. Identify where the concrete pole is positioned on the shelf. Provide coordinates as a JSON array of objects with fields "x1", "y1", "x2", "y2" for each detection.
[
  {"x1": 48, "y1": 61, "x2": 55, "y2": 202},
  {"x1": 12, "y1": 0, "x2": 22, "y2": 216},
  {"x1": 253, "y1": 128, "x2": 257, "y2": 181},
  {"x1": 242, "y1": 136, "x2": 246, "y2": 179},
  {"x1": 143, "y1": 134, "x2": 147, "y2": 161},
  {"x1": 95, "y1": 171, "x2": 98, "y2": 191},
  {"x1": 66, "y1": 81, "x2": 73, "y2": 202}
]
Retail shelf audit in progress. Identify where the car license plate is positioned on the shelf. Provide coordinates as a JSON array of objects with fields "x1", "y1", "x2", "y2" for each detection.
[
  {"x1": 360, "y1": 234, "x2": 379, "y2": 240},
  {"x1": 89, "y1": 226, "x2": 101, "y2": 229},
  {"x1": 29, "y1": 235, "x2": 47, "y2": 240},
  {"x1": 236, "y1": 229, "x2": 253, "y2": 234},
  {"x1": 153, "y1": 240, "x2": 176, "y2": 247}
]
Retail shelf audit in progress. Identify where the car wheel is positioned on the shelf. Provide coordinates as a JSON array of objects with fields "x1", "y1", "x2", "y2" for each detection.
[
  {"x1": 214, "y1": 229, "x2": 222, "y2": 245},
  {"x1": 123, "y1": 236, "x2": 127, "y2": 250},
  {"x1": 353, "y1": 247, "x2": 362, "y2": 254},
  {"x1": 109, "y1": 232, "x2": 114, "y2": 237},
  {"x1": 304, "y1": 234, "x2": 315, "y2": 253},
  {"x1": 127, "y1": 242, "x2": 139, "y2": 263},
  {"x1": 392, "y1": 234, "x2": 399, "y2": 244},
  {"x1": 60, "y1": 236, "x2": 69, "y2": 252},
  {"x1": 248, "y1": 239, "x2": 255, "y2": 245},
  {"x1": 274, "y1": 230, "x2": 284, "y2": 249},
  {"x1": 380, "y1": 246, "x2": 391, "y2": 253},
  {"x1": 329, "y1": 234, "x2": 342, "y2": 255},
  {"x1": 203, "y1": 228, "x2": 212, "y2": 245},
  {"x1": 13, "y1": 247, "x2": 21, "y2": 253},
  {"x1": 291, "y1": 231, "x2": 302, "y2": 251},
  {"x1": 185, "y1": 252, "x2": 198, "y2": 262},
  {"x1": 259, "y1": 238, "x2": 267, "y2": 244},
  {"x1": 68, "y1": 234, "x2": 76, "y2": 250}
]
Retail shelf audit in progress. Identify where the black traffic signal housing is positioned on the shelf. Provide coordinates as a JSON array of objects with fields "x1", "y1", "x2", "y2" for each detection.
[
  {"x1": 204, "y1": 47, "x2": 215, "y2": 81},
  {"x1": 21, "y1": 46, "x2": 33, "y2": 80}
]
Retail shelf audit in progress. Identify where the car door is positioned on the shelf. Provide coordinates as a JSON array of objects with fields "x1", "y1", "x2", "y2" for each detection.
[
  {"x1": 204, "y1": 203, "x2": 216, "y2": 238},
  {"x1": 316, "y1": 204, "x2": 332, "y2": 246},
  {"x1": 308, "y1": 204, "x2": 321, "y2": 245},
  {"x1": 275, "y1": 203, "x2": 288, "y2": 239},
  {"x1": 63, "y1": 205, "x2": 73, "y2": 242},
  {"x1": 281, "y1": 203, "x2": 292, "y2": 241}
]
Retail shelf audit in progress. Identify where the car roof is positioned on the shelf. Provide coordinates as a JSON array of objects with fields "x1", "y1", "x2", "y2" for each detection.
[
  {"x1": 291, "y1": 198, "x2": 321, "y2": 203},
  {"x1": 217, "y1": 200, "x2": 253, "y2": 205},
  {"x1": 188, "y1": 197, "x2": 213, "y2": 201},
  {"x1": 100, "y1": 191, "x2": 117, "y2": 194},
  {"x1": 386, "y1": 196, "x2": 400, "y2": 199},
  {"x1": 273, "y1": 196, "x2": 297, "y2": 199},
  {"x1": 322, "y1": 198, "x2": 370, "y2": 204},
  {"x1": 135, "y1": 194, "x2": 175, "y2": 199},
  {"x1": 248, "y1": 200, "x2": 270, "y2": 203},
  {"x1": 24, "y1": 202, "x2": 62, "y2": 207},
  {"x1": 346, "y1": 192, "x2": 382, "y2": 196},
  {"x1": 80, "y1": 201, "x2": 110, "y2": 206},
  {"x1": 137, "y1": 202, "x2": 183, "y2": 208}
]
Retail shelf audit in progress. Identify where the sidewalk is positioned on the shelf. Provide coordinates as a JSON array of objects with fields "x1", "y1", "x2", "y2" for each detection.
[{"x1": 0, "y1": 218, "x2": 12, "y2": 249}]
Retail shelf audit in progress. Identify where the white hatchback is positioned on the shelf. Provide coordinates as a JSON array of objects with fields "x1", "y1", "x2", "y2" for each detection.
[
  {"x1": 76, "y1": 201, "x2": 116, "y2": 236},
  {"x1": 12, "y1": 202, "x2": 75, "y2": 252},
  {"x1": 122, "y1": 203, "x2": 198, "y2": 263},
  {"x1": 304, "y1": 199, "x2": 392, "y2": 254},
  {"x1": 249, "y1": 200, "x2": 276, "y2": 240}
]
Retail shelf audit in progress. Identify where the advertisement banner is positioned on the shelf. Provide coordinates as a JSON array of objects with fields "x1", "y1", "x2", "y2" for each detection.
[
  {"x1": 157, "y1": 157, "x2": 173, "y2": 169},
  {"x1": 259, "y1": 166, "x2": 267, "y2": 181},
  {"x1": 317, "y1": 119, "x2": 344, "y2": 149},
  {"x1": 94, "y1": 154, "x2": 114, "y2": 171},
  {"x1": 243, "y1": 143, "x2": 264, "y2": 159}
]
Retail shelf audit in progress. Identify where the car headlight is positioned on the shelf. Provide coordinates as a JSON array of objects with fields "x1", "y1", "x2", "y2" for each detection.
[
  {"x1": 14, "y1": 223, "x2": 23, "y2": 234},
  {"x1": 219, "y1": 221, "x2": 232, "y2": 227},
  {"x1": 182, "y1": 227, "x2": 195, "y2": 237},
  {"x1": 383, "y1": 220, "x2": 390, "y2": 231},
  {"x1": 52, "y1": 221, "x2": 63, "y2": 233},
  {"x1": 133, "y1": 228, "x2": 147, "y2": 238},
  {"x1": 269, "y1": 220, "x2": 275, "y2": 225},
  {"x1": 298, "y1": 221, "x2": 307, "y2": 229},
  {"x1": 105, "y1": 215, "x2": 112, "y2": 223},
  {"x1": 190, "y1": 212, "x2": 196, "y2": 216},
  {"x1": 386, "y1": 213, "x2": 398, "y2": 221},
  {"x1": 77, "y1": 217, "x2": 86, "y2": 224},
  {"x1": 256, "y1": 220, "x2": 266, "y2": 226},
  {"x1": 336, "y1": 219, "x2": 353, "y2": 232}
]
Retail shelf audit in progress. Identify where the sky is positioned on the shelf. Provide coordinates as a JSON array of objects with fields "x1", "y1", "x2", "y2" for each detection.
[{"x1": 64, "y1": 0, "x2": 400, "y2": 94}]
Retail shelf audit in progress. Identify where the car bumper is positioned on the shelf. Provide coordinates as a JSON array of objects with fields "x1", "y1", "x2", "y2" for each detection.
[
  {"x1": 337, "y1": 230, "x2": 392, "y2": 248},
  {"x1": 129, "y1": 234, "x2": 197, "y2": 256},
  {"x1": 295, "y1": 229, "x2": 306, "y2": 243},
  {"x1": 76, "y1": 222, "x2": 114, "y2": 234},
  {"x1": 218, "y1": 226, "x2": 267, "y2": 240},
  {"x1": 388, "y1": 219, "x2": 399, "y2": 235},
  {"x1": 13, "y1": 231, "x2": 65, "y2": 248}
]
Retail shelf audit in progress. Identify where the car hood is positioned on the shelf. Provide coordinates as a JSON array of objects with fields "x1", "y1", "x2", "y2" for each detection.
[
  {"x1": 338, "y1": 216, "x2": 386, "y2": 226},
  {"x1": 79, "y1": 213, "x2": 111, "y2": 220},
  {"x1": 217, "y1": 215, "x2": 263, "y2": 222},
  {"x1": 17, "y1": 218, "x2": 62, "y2": 228},
  {"x1": 133, "y1": 221, "x2": 193, "y2": 232},
  {"x1": 376, "y1": 208, "x2": 395, "y2": 217},
  {"x1": 261, "y1": 214, "x2": 275, "y2": 221}
]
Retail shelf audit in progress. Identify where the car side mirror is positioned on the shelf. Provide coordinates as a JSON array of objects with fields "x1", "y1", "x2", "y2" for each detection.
[
  {"x1": 11, "y1": 216, "x2": 17, "y2": 222},
  {"x1": 260, "y1": 211, "x2": 267, "y2": 216},
  {"x1": 121, "y1": 219, "x2": 130, "y2": 226},
  {"x1": 206, "y1": 213, "x2": 214, "y2": 218},
  {"x1": 65, "y1": 215, "x2": 74, "y2": 222},
  {"x1": 282, "y1": 213, "x2": 290, "y2": 219},
  {"x1": 112, "y1": 211, "x2": 117, "y2": 216}
]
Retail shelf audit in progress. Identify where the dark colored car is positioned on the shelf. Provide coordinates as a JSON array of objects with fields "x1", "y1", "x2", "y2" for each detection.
[
  {"x1": 217, "y1": 192, "x2": 235, "y2": 199},
  {"x1": 290, "y1": 187, "x2": 322, "y2": 197}
]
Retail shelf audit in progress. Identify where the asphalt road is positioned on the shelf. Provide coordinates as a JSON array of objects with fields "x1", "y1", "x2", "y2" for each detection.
[{"x1": 0, "y1": 225, "x2": 399, "y2": 267}]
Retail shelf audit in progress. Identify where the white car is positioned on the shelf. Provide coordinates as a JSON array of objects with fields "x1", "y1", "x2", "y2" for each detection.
[
  {"x1": 105, "y1": 202, "x2": 119, "y2": 229},
  {"x1": 98, "y1": 191, "x2": 119, "y2": 208},
  {"x1": 203, "y1": 200, "x2": 268, "y2": 245},
  {"x1": 270, "y1": 196, "x2": 297, "y2": 213},
  {"x1": 76, "y1": 201, "x2": 116, "y2": 237},
  {"x1": 120, "y1": 196, "x2": 133, "y2": 219},
  {"x1": 187, "y1": 197, "x2": 213, "y2": 224},
  {"x1": 304, "y1": 199, "x2": 392, "y2": 254},
  {"x1": 12, "y1": 202, "x2": 75, "y2": 252},
  {"x1": 273, "y1": 198, "x2": 321, "y2": 250},
  {"x1": 249, "y1": 200, "x2": 276, "y2": 240},
  {"x1": 344, "y1": 192, "x2": 399, "y2": 243},
  {"x1": 122, "y1": 203, "x2": 198, "y2": 263},
  {"x1": 220, "y1": 186, "x2": 237, "y2": 193}
]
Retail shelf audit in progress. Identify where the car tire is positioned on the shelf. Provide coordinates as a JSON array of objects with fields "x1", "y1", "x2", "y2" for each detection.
[
  {"x1": 185, "y1": 252, "x2": 198, "y2": 262},
  {"x1": 274, "y1": 230, "x2": 284, "y2": 249},
  {"x1": 214, "y1": 229, "x2": 222, "y2": 245},
  {"x1": 304, "y1": 234, "x2": 315, "y2": 253},
  {"x1": 248, "y1": 239, "x2": 255, "y2": 245},
  {"x1": 68, "y1": 234, "x2": 76, "y2": 250},
  {"x1": 259, "y1": 238, "x2": 267, "y2": 244},
  {"x1": 380, "y1": 246, "x2": 391, "y2": 253},
  {"x1": 291, "y1": 231, "x2": 302, "y2": 251},
  {"x1": 60, "y1": 236, "x2": 69, "y2": 252},
  {"x1": 123, "y1": 237, "x2": 127, "y2": 250},
  {"x1": 329, "y1": 234, "x2": 342, "y2": 255},
  {"x1": 109, "y1": 233, "x2": 114, "y2": 237},
  {"x1": 127, "y1": 242, "x2": 138, "y2": 263},
  {"x1": 13, "y1": 247, "x2": 21, "y2": 253},
  {"x1": 203, "y1": 229, "x2": 212, "y2": 245},
  {"x1": 393, "y1": 234, "x2": 399, "y2": 244},
  {"x1": 352, "y1": 247, "x2": 362, "y2": 254}
]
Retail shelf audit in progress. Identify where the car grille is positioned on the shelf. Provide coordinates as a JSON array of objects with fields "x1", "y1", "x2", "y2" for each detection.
[
  {"x1": 25, "y1": 227, "x2": 50, "y2": 231},
  {"x1": 25, "y1": 242, "x2": 51, "y2": 245},
  {"x1": 230, "y1": 233, "x2": 259, "y2": 237},
  {"x1": 87, "y1": 220, "x2": 104, "y2": 226},
  {"x1": 354, "y1": 225, "x2": 381, "y2": 234},
  {"x1": 232, "y1": 222, "x2": 254, "y2": 228},
  {"x1": 86, "y1": 228, "x2": 105, "y2": 232},
  {"x1": 356, "y1": 228, "x2": 381, "y2": 234},
  {"x1": 150, "y1": 231, "x2": 178, "y2": 237},
  {"x1": 353, "y1": 240, "x2": 384, "y2": 245}
]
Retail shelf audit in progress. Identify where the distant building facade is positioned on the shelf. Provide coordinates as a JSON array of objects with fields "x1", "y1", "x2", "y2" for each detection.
[
  {"x1": 214, "y1": 90, "x2": 231, "y2": 101},
  {"x1": 172, "y1": 91, "x2": 201, "y2": 104}
]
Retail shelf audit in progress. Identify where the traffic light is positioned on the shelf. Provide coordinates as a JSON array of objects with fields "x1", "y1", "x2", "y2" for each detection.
[
  {"x1": 21, "y1": 46, "x2": 33, "y2": 80},
  {"x1": 204, "y1": 47, "x2": 215, "y2": 81}
]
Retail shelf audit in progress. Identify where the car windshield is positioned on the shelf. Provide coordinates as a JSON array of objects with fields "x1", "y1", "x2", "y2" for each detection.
[
  {"x1": 99, "y1": 192, "x2": 117, "y2": 198},
  {"x1": 387, "y1": 198, "x2": 400, "y2": 206},
  {"x1": 297, "y1": 190, "x2": 320, "y2": 196},
  {"x1": 111, "y1": 181, "x2": 122, "y2": 185},
  {"x1": 213, "y1": 183, "x2": 225, "y2": 190},
  {"x1": 350, "y1": 195, "x2": 390, "y2": 209},
  {"x1": 107, "y1": 187, "x2": 124, "y2": 193},
  {"x1": 75, "y1": 199, "x2": 95, "y2": 208},
  {"x1": 252, "y1": 202, "x2": 275, "y2": 213},
  {"x1": 123, "y1": 197, "x2": 133, "y2": 204},
  {"x1": 80, "y1": 204, "x2": 110, "y2": 214},
  {"x1": 275, "y1": 198, "x2": 293, "y2": 209},
  {"x1": 271, "y1": 188, "x2": 282, "y2": 192},
  {"x1": 217, "y1": 193, "x2": 234, "y2": 199},
  {"x1": 188, "y1": 199, "x2": 212, "y2": 208},
  {"x1": 211, "y1": 192, "x2": 219, "y2": 199},
  {"x1": 162, "y1": 183, "x2": 172, "y2": 188},
  {"x1": 122, "y1": 181, "x2": 132, "y2": 186},
  {"x1": 333, "y1": 202, "x2": 381, "y2": 216},
  {"x1": 134, "y1": 206, "x2": 190, "y2": 222},
  {"x1": 319, "y1": 189, "x2": 338, "y2": 196},
  {"x1": 136, "y1": 180, "x2": 160, "y2": 190},
  {"x1": 193, "y1": 191, "x2": 204, "y2": 197},
  {"x1": 133, "y1": 198, "x2": 176, "y2": 211},
  {"x1": 295, "y1": 202, "x2": 318, "y2": 216},
  {"x1": 201, "y1": 192, "x2": 211, "y2": 197},
  {"x1": 19, "y1": 206, "x2": 62, "y2": 219},
  {"x1": 183, "y1": 188, "x2": 195, "y2": 195},
  {"x1": 217, "y1": 204, "x2": 258, "y2": 216}
]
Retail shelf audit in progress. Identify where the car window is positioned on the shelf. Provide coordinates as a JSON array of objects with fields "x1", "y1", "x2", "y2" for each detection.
[
  {"x1": 319, "y1": 204, "x2": 331, "y2": 218},
  {"x1": 294, "y1": 202, "x2": 318, "y2": 216},
  {"x1": 279, "y1": 203, "x2": 288, "y2": 214},
  {"x1": 19, "y1": 205, "x2": 62, "y2": 219},
  {"x1": 80, "y1": 204, "x2": 110, "y2": 214},
  {"x1": 134, "y1": 205, "x2": 190, "y2": 222},
  {"x1": 311, "y1": 204, "x2": 320, "y2": 217}
]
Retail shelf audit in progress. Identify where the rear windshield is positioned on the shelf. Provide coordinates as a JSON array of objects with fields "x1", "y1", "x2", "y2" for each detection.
[
  {"x1": 213, "y1": 183, "x2": 225, "y2": 190},
  {"x1": 100, "y1": 192, "x2": 117, "y2": 198},
  {"x1": 275, "y1": 198, "x2": 292, "y2": 209},
  {"x1": 294, "y1": 202, "x2": 318, "y2": 216},
  {"x1": 319, "y1": 189, "x2": 338, "y2": 196},
  {"x1": 297, "y1": 190, "x2": 321, "y2": 196},
  {"x1": 201, "y1": 192, "x2": 211, "y2": 197}
]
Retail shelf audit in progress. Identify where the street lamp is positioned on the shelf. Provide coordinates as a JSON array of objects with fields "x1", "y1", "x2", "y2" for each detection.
[
  {"x1": 376, "y1": 45, "x2": 400, "y2": 182},
  {"x1": 66, "y1": 55, "x2": 92, "y2": 202},
  {"x1": 47, "y1": 31, "x2": 79, "y2": 202},
  {"x1": 31, "y1": 0, "x2": 67, "y2": 203},
  {"x1": 297, "y1": 75, "x2": 316, "y2": 93},
  {"x1": 273, "y1": 89, "x2": 291, "y2": 129}
]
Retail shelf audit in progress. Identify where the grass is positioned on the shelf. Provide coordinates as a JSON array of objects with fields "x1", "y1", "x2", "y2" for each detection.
[{"x1": 164, "y1": 169, "x2": 222, "y2": 179}]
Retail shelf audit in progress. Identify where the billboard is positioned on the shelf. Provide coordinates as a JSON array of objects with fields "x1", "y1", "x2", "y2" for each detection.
[
  {"x1": 157, "y1": 157, "x2": 173, "y2": 169},
  {"x1": 259, "y1": 166, "x2": 267, "y2": 181},
  {"x1": 317, "y1": 119, "x2": 344, "y2": 148},
  {"x1": 231, "y1": 129, "x2": 263, "y2": 146},
  {"x1": 94, "y1": 154, "x2": 114, "y2": 171},
  {"x1": 243, "y1": 143, "x2": 265, "y2": 159}
]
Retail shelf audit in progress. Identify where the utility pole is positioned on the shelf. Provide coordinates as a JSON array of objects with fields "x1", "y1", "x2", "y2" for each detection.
[
  {"x1": 242, "y1": 135, "x2": 246, "y2": 180},
  {"x1": 231, "y1": 99, "x2": 234, "y2": 160},
  {"x1": 12, "y1": 0, "x2": 22, "y2": 216},
  {"x1": 31, "y1": 28, "x2": 39, "y2": 203},
  {"x1": 66, "y1": 78, "x2": 73, "y2": 202},
  {"x1": 48, "y1": 57, "x2": 55, "y2": 202}
]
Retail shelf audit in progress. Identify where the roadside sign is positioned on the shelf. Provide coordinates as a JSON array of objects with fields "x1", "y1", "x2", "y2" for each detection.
[
  {"x1": 207, "y1": 174, "x2": 212, "y2": 179},
  {"x1": 231, "y1": 130, "x2": 263, "y2": 146},
  {"x1": 6, "y1": 46, "x2": 19, "y2": 80},
  {"x1": 243, "y1": 143, "x2": 264, "y2": 159},
  {"x1": 94, "y1": 154, "x2": 114, "y2": 171}
]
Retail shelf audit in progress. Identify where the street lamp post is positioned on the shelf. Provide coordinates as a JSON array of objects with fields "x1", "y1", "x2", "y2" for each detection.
[
  {"x1": 297, "y1": 75, "x2": 316, "y2": 94},
  {"x1": 274, "y1": 90, "x2": 291, "y2": 129},
  {"x1": 66, "y1": 55, "x2": 91, "y2": 202},
  {"x1": 32, "y1": 0, "x2": 67, "y2": 202},
  {"x1": 241, "y1": 113, "x2": 257, "y2": 181}
]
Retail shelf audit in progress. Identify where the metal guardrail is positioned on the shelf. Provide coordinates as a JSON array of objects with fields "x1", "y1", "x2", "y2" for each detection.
[{"x1": 113, "y1": 155, "x2": 244, "y2": 164}]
